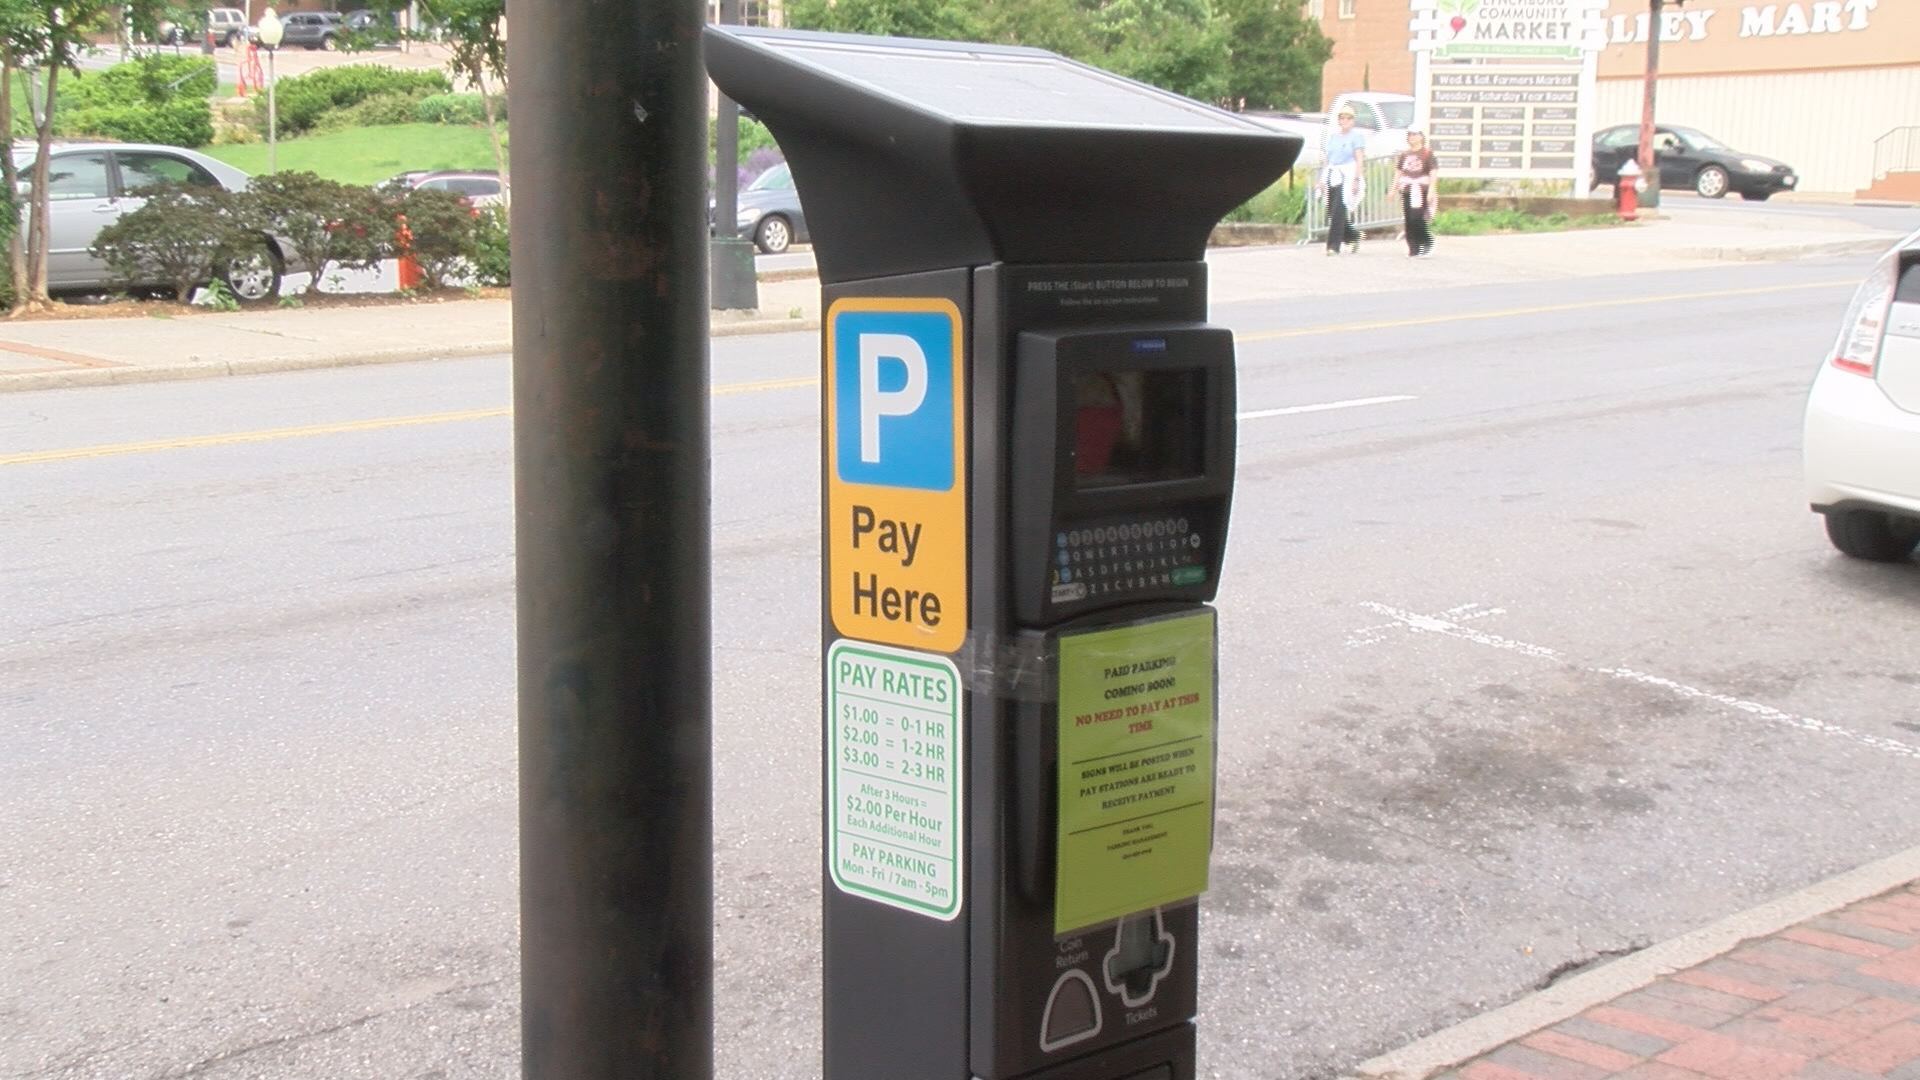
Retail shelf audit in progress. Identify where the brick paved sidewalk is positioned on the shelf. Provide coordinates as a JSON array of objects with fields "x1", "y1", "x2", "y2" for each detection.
[{"x1": 1443, "y1": 883, "x2": 1920, "y2": 1080}]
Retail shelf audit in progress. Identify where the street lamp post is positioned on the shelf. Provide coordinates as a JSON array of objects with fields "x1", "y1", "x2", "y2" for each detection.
[{"x1": 258, "y1": 8, "x2": 284, "y2": 174}]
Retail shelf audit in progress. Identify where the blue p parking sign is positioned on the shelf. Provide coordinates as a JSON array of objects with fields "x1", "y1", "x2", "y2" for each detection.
[
  {"x1": 825, "y1": 297, "x2": 967, "y2": 652},
  {"x1": 832, "y1": 307, "x2": 959, "y2": 492}
]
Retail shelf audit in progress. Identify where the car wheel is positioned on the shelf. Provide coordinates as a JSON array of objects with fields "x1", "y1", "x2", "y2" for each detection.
[
  {"x1": 218, "y1": 239, "x2": 283, "y2": 304},
  {"x1": 1824, "y1": 510, "x2": 1920, "y2": 563},
  {"x1": 321, "y1": 34, "x2": 338, "y2": 50},
  {"x1": 1741, "y1": 191, "x2": 1772, "y2": 202},
  {"x1": 754, "y1": 214, "x2": 792, "y2": 255},
  {"x1": 1695, "y1": 165, "x2": 1730, "y2": 199}
]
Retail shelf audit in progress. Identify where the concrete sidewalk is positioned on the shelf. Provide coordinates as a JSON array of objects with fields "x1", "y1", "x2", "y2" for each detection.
[
  {"x1": 1354, "y1": 848, "x2": 1920, "y2": 1080},
  {"x1": 0, "y1": 203, "x2": 1905, "y2": 394}
]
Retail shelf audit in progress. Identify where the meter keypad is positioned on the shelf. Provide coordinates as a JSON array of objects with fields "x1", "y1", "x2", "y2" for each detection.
[{"x1": 1049, "y1": 516, "x2": 1206, "y2": 605}]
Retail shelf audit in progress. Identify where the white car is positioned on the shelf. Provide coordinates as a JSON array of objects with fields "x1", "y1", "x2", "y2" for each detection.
[{"x1": 1803, "y1": 228, "x2": 1920, "y2": 563}]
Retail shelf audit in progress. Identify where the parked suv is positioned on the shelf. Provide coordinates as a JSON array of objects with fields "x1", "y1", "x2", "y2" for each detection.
[
  {"x1": 204, "y1": 7, "x2": 247, "y2": 46},
  {"x1": 278, "y1": 11, "x2": 345, "y2": 49}
]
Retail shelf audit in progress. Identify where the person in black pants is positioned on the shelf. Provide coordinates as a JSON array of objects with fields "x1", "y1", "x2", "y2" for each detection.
[
  {"x1": 1396, "y1": 131, "x2": 1437, "y2": 258},
  {"x1": 1323, "y1": 107, "x2": 1367, "y2": 255}
]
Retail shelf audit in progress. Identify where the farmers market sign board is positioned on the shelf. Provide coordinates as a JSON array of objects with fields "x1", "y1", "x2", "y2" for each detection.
[{"x1": 1411, "y1": 0, "x2": 1603, "y2": 192}]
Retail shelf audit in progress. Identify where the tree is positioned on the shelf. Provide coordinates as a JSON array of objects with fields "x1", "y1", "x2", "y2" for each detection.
[
  {"x1": 1216, "y1": 0, "x2": 1331, "y2": 111},
  {"x1": 1087, "y1": 0, "x2": 1230, "y2": 102},
  {"x1": 357, "y1": 0, "x2": 507, "y2": 207},
  {"x1": 786, "y1": 0, "x2": 985, "y2": 40},
  {"x1": 2, "y1": 0, "x2": 164, "y2": 313}
]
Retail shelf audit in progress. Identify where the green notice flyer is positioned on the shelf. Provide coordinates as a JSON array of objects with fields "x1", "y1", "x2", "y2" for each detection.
[{"x1": 1054, "y1": 609, "x2": 1216, "y2": 935}]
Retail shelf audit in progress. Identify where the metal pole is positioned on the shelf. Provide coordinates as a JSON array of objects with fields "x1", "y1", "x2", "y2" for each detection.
[
  {"x1": 709, "y1": 0, "x2": 758, "y2": 309},
  {"x1": 266, "y1": 48, "x2": 276, "y2": 175},
  {"x1": 1636, "y1": 0, "x2": 1663, "y2": 209},
  {"x1": 511, "y1": 0, "x2": 713, "y2": 1073}
]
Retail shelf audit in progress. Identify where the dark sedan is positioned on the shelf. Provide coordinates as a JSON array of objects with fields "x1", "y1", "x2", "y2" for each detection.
[
  {"x1": 1592, "y1": 124, "x2": 1799, "y2": 201},
  {"x1": 734, "y1": 162, "x2": 808, "y2": 254}
]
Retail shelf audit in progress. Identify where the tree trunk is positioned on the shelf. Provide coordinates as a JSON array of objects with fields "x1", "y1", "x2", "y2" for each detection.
[
  {"x1": 1, "y1": 48, "x2": 26, "y2": 315},
  {"x1": 25, "y1": 61, "x2": 61, "y2": 310},
  {"x1": 477, "y1": 68, "x2": 509, "y2": 217}
]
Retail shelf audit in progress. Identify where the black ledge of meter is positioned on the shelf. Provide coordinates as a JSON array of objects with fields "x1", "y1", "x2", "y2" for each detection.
[{"x1": 703, "y1": 26, "x2": 1303, "y2": 285}]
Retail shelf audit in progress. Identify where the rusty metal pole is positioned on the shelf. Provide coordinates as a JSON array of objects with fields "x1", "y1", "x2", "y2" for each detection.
[
  {"x1": 510, "y1": 0, "x2": 713, "y2": 1072},
  {"x1": 1636, "y1": 0, "x2": 1664, "y2": 209},
  {"x1": 710, "y1": 0, "x2": 759, "y2": 309}
]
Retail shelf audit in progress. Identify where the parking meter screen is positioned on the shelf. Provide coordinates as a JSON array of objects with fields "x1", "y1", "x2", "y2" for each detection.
[{"x1": 1073, "y1": 369, "x2": 1205, "y2": 489}]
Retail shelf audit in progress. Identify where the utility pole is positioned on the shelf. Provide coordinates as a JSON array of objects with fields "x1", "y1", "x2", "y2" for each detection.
[
  {"x1": 710, "y1": 0, "x2": 759, "y2": 309},
  {"x1": 510, "y1": 0, "x2": 714, "y2": 1076},
  {"x1": 1635, "y1": 0, "x2": 1673, "y2": 209}
]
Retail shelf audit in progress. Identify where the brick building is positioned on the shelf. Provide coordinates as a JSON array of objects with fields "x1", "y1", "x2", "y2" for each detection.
[{"x1": 1307, "y1": 0, "x2": 1920, "y2": 197}]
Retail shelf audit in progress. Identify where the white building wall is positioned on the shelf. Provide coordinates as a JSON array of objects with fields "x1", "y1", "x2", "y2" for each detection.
[{"x1": 1596, "y1": 65, "x2": 1920, "y2": 195}]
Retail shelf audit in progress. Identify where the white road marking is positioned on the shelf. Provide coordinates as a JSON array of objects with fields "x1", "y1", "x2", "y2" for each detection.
[
  {"x1": 1238, "y1": 395, "x2": 1417, "y2": 421},
  {"x1": 1358, "y1": 601, "x2": 1564, "y2": 661},
  {"x1": 1356, "y1": 602, "x2": 1920, "y2": 763},
  {"x1": 1600, "y1": 668, "x2": 1920, "y2": 763},
  {"x1": 1347, "y1": 602, "x2": 1504, "y2": 648}
]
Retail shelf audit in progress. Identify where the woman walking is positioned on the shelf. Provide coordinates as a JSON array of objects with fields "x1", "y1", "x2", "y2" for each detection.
[
  {"x1": 1396, "y1": 131, "x2": 1438, "y2": 258},
  {"x1": 1323, "y1": 106, "x2": 1367, "y2": 255}
]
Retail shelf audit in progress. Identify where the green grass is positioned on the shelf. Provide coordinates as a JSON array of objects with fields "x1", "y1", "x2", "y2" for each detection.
[
  {"x1": 202, "y1": 122, "x2": 503, "y2": 184},
  {"x1": 1431, "y1": 209, "x2": 1620, "y2": 236}
]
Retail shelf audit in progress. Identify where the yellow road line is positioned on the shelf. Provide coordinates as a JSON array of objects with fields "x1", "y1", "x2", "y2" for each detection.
[
  {"x1": 4, "y1": 280, "x2": 1856, "y2": 467},
  {"x1": 2, "y1": 376, "x2": 823, "y2": 466},
  {"x1": 1237, "y1": 279, "x2": 1856, "y2": 343}
]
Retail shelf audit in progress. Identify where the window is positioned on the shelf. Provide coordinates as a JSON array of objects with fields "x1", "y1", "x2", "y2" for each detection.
[
  {"x1": 1306, "y1": 0, "x2": 1326, "y2": 17},
  {"x1": 46, "y1": 153, "x2": 111, "y2": 201},
  {"x1": 747, "y1": 162, "x2": 793, "y2": 191},
  {"x1": 1598, "y1": 126, "x2": 1639, "y2": 149},
  {"x1": 118, "y1": 152, "x2": 219, "y2": 193},
  {"x1": 1338, "y1": 0, "x2": 1356, "y2": 18}
]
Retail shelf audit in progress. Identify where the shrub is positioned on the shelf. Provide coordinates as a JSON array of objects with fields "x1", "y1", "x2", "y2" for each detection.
[
  {"x1": 313, "y1": 89, "x2": 433, "y2": 132},
  {"x1": 469, "y1": 205, "x2": 510, "y2": 286},
  {"x1": 90, "y1": 184, "x2": 247, "y2": 301},
  {"x1": 259, "y1": 64, "x2": 451, "y2": 137},
  {"x1": 395, "y1": 186, "x2": 479, "y2": 289},
  {"x1": 60, "y1": 98, "x2": 215, "y2": 148},
  {"x1": 65, "y1": 55, "x2": 217, "y2": 108},
  {"x1": 238, "y1": 172, "x2": 392, "y2": 294},
  {"x1": 55, "y1": 56, "x2": 216, "y2": 146},
  {"x1": 414, "y1": 93, "x2": 508, "y2": 125}
]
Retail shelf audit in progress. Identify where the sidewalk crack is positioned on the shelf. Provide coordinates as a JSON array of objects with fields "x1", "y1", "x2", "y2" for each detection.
[{"x1": 157, "y1": 976, "x2": 507, "y2": 1078}]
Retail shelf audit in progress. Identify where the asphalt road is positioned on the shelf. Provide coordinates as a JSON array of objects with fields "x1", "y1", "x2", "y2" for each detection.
[{"x1": 4, "y1": 255, "x2": 1919, "y2": 1080}]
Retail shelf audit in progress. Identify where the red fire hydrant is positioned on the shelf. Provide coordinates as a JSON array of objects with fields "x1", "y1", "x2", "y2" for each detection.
[{"x1": 1617, "y1": 160, "x2": 1646, "y2": 221}]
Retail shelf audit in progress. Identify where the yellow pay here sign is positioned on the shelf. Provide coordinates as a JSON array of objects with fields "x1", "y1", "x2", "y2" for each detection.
[{"x1": 825, "y1": 298, "x2": 968, "y2": 653}]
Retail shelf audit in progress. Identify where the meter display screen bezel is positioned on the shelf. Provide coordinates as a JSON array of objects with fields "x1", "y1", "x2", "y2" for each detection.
[{"x1": 1010, "y1": 325, "x2": 1235, "y2": 626}]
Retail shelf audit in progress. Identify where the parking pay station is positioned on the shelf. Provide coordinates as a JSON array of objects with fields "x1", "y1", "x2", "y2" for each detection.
[{"x1": 706, "y1": 28, "x2": 1299, "y2": 1080}]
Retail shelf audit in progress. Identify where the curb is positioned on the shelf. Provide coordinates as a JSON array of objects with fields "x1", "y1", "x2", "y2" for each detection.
[
  {"x1": 1349, "y1": 841, "x2": 1920, "y2": 1080},
  {"x1": 1677, "y1": 237, "x2": 1896, "y2": 262},
  {"x1": 0, "y1": 317, "x2": 820, "y2": 394}
]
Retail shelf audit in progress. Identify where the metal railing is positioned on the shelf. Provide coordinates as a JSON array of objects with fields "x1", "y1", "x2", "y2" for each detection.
[
  {"x1": 1301, "y1": 157, "x2": 1404, "y2": 244},
  {"x1": 1872, "y1": 126, "x2": 1920, "y2": 181}
]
